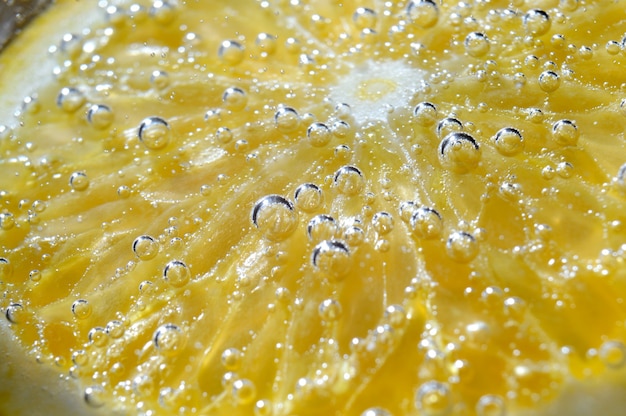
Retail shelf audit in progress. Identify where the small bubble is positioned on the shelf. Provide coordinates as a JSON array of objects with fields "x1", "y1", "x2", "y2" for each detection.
[
  {"x1": 29, "y1": 269, "x2": 41, "y2": 282},
  {"x1": 138, "y1": 116, "x2": 171, "y2": 150},
  {"x1": 476, "y1": 394, "x2": 506, "y2": 416},
  {"x1": 410, "y1": 207, "x2": 443, "y2": 239},
  {"x1": 84, "y1": 385, "x2": 105, "y2": 408},
  {"x1": 399, "y1": 201, "x2": 418, "y2": 222},
  {"x1": 69, "y1": 172, "x2": 89, "y2": 191},
  {"x1": 233, "y1": 379, "x2": 256, "y2": 405},
  {"x1": 312, "y1": 240, "x2": 351, "y2": 281},
  {"x1": 599, "y1": 340, "x2": 626, "y2": 369},
  {"x1": 465, "y1": 32, "x2": 490, "y2": 57},
  {"x1": 307, "y1": 122, "x2": 332, "y2": 147},
  {"x1": 361, "y1": 408, "x2": 391, "y2": 416},
  {"x1": 0, "y1": 212, "x2": 15, "y2": 230},
  {"x1": 332, "y1": 120, "x2": 351, "y2": 138},
  {"x1": 255, "y1": 399, "x2": 273, "y2": 416},
  {"x1": 538, "y1": 70, "x2": 560, "y2": 93},
  {"x1": 252, "y1": 195, "x2": 299, "y2": 242},
  {"x1": 344, "y1": 225, "x2": 365, "y2": 246},
  {"x1": 406, "y1": 0, "x2": 439, "y2": 29},
  {"x1": 219, "y1": 40, "x2": 245, "y2": 66},
  {"x1": 132, "y1": 235, "x2": 159, "y2": 261},
  {"x1": 493, "y1": 127, "x2": 524, "y2": 156},
  {"x1": 275, "y1": 107, "x2": 300, "y2": 132},
  {"x1": 523, "y1": 9, "x2": 551, "y2": 36},
  {"x1": 87, "y1": 104, "x2": 114, "y2": 130},
  {"x1": 5, "y1": 303, "x2": 24, "y2": 324},
  {"x1": 556, "y1": 161, "x2": 573, "y2": 178},
  {"x1": 117, "y1": 185, "x2": 131, "y2": 198},
  {"x1": 221, "y1": 347, "x2": 243, "y2": 370},
  {"x1": 56, "y1": 87, "x2": 85, "y2": 113},
  {"x1": 319, "y1": 299, "x2": 342, "y2": 322},
  {"x1": 223, "y1": 87, "x2": 247, "y2": 111},
  {"x1": 72, "y1": 350, "x2": 88, "y2": 366},
  {"x1": 294, "y1": 183, "x2": 323, "y2": 212},
  {"x1": 552, "y1": 119, "x2": 579, "y2": 146},
  {"x1": 437, "y1": 117, "x2": 463, "y2": 138},
  {"x1": 384, "y1": 304, "x2": 407, "y2": 328},
  {"x1": 216, "y1": 126, "x2": 233, "y2": 144},
  {"x1": 559, "y1": 0, "x2": 578, "y2": 11},
  {"x1": 307, "y1": 214, "x2": 338, "y2": 241},
  {"x1": 105, "y1": 320, "x2": 125, "y2": 339},
  {"x1": 372, "y1": 211, "x2": 394, "y2": 235},
  {"x1": 72, "y1": 299, "x2": 92, "y2": 320},
  {"x1": 256, "y1": 33, "x2": 277, "y2": 55},
  {"x1": 163, "y1": 260, "x2": 190, "y2": 287},
  {"x1": 88, "y1": 327, "x2": 108, "y2": 347},
  {"x1": 353, "y1": 7, "x2": 377, "y2": 30},
  {"x1": 606, "y1": 41, "x2": 621, "y2": 56},
  {"x1": 413, "y1": 102, "x2": 438, "y2": 127},
  {"x1": 526, "y1": 108, "x2": 544, "y2": 123},
  {"x1": 150, "y1": 0, "x2": 177, "y2": 25},
  {"x1": 415, "y1": 381, "x2": 451, "y2": 415},
  {"x1": 439, "y1": 132, "x2": 481, "y2": 173},
  {"x1": 150, "y1": 70, "x2": 170, "y2": 90},
  {"x1": 154, "y1": 323, "x2": 185, "y2": 356},
  {"x1": 446, "y1": 231, "x2": 478, "y2": 262},
  {"x1": 334, "y1": 165, "x2": 365, "y2": 196}
]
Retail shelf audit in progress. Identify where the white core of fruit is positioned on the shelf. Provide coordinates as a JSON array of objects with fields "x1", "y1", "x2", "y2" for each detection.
[{"x1": 330, "y1": 60, "x2": 427, "y2": 122}]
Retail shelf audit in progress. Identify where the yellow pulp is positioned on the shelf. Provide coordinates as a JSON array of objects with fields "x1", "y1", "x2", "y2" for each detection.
[{"x1": 1, "y1": 0, "x2": 626, "y2": 415}]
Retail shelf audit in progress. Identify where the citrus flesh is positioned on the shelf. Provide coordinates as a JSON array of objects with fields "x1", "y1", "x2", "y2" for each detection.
[{"x1": 1, "y1": 0, "x2": 626, "y2": 415}]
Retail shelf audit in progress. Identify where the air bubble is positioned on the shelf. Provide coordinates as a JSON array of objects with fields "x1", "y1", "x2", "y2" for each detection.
[
  {"x1": 138, "y1": 116, "x2": 171, "y2": 150},
  {"x1": 616, "y1": 164, "x2": 626, "y2": 191},
  {"x1": 256, "y1": 33, "x2": 277, "y2": 55},
  {"x1": 29, "y1": 270, "x2": 41, "y2": 282},
  {"x1": 465, "y1": 32, "x2": 490, "y2": 57},
  {"x1": 606, "y1": 41, "x2": 621, "y2": 55},
  {"x1": 294, "y1": 183, "x2": 323, "y2": 212},
  {"x1": 84, "y1": 385, "x2": 105, "y2": 408},
  {"x1": 437, "y1": 117, "x2": 463, "y2": 138},
  {"x1": 307, "y1": 122, "x2": 332, "y2": 147},
  {"x1": 252, "y1": 195, "x2": 299, "y2": 242},
  {"x1": 406, "y1": 0, "x2": 439, "y2": 29},
  {"x1": 221, "y1": 347, "x2": 243, "y2": 370},
  {"x1": 223, "y1": 87, "x2": 247, "y2": 111},
  {"x1": 523, "y1": 9, "x2": 551, "y2": 36},
  {"x1": 56, "y1": 87, "x2": 85, "y2": 113},
  {"x1": 72, "y1": 350, "x2": 88, "y2": 366},
  {"x1": 319, "y1": 299, "x2": 342, "y2": 322},
  {"x1": 255, "y1": 399, "x2": 273, "y2": 415},
  {"x1": 446, "y1": 231, "x2": 478, "y2": 262},
  {"x1": 150, "y1": 70, "x2": 170, "y2": 90},
  {"x1": 72, "y1": 299, "x2": 92, "y2": 319},
  {"x1": 334, "y1": 165, "x2": 365, "y2": 196},
  {"x1": 132, "y1": 235, "x2": 159, "y2": 260},
  {"x1": 69, "y1": 171, "x2": 89, "y2": 191},
  {"x1": 599, "y1": 340, "x2": 626, "y2": 369},
  {"x1": 493, "y1": 127, "x2": 524, "y2": 156},
  {"x1": 0, "y1": 212, "x2": 15, "y2": 230},
  {"x1": 105, "y1": 320, "x2": 125, "y2": 339},
  {"x1": 154, "y1": 323, "x2": 186, "y2": 356},
  {"x1": 344, "y1": 225, "x2": 365, "y2": 246},
  {"x1": 88, "y1": 327, "x2": 108, "y2": 347},
  {"x1": 312, "y1": 240, "x2": 351, "y2": 281},
  {"x1": 87, "y1": 104, "x2": 114, "y2": 129},
  {"x1": 414, "y1": 102, "x2": 438, "y2": 126},
  {"x1": 538, "y1": 70, "x2": 560, "y2": 93},
  {"x1": 384, "y1": 304, "x2": 407, "y2": 328},
  {"x1": 5, "y1": 303, "x2": 23, "y2": 324},
  {"x1": 307, "y1": 214, "x2": 338, "y2": 241},
  {"x1": 415, "y1": 381, "x2": 451, "y2": 415},
  {"x1": 0, "y1": 258, "x2": 13, "y2": 281},
  {"x1": 410, "y1": 207, "x2": 443, "y2": 239},
  {"x1": 552, "y1": 119, "x2": 579, "y2": 146},
  {"x1": 232, "y1": 379, "x2": 256, "y2": 405},
  {"x1": 353, "y1": 7, "x2": 377, "y2": 30},
  {"x1": 332, "y1": 120, "x2": 351, "y2": 138},
  {"x1": 559, "y1": 0, "x2": 578, "y2": 11},
  {"x1": 361, "y1": 408, "x2": 391, "y2": 416},
  {"x1": 476, "y1": 394, "x2": 506, "y2": 416},
  {"x1": 150, "y1": 0, "x2": 177, "y2": 25},
  {"x1": 400, "y1": 201, "x2": 418, "y2": 222},
  {"x1": 219, "y1": 40, "x2": 245, "y2": 66},
  {"x1": 439, "y1": 132, "x2": 481, "y2": 173},
  {"x1": 163, "y1": 260, "x2": 190, "y2": 287},
  {"x1": 372, "y1": 211, "x2": 394, "y2": 235},
  {"x1": 275, "y1": 107, "x2": 300, "y2": 132}
]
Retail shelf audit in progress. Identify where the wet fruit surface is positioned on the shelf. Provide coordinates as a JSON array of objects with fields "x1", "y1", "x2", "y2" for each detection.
[{"x1": 1, "y1": 0, "x2": 626, "y2": 415}]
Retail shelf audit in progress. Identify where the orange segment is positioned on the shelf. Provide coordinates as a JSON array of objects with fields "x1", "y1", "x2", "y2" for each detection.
[{"x1": 1, "y1": 0, "x2": 626, "y2": 415}]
